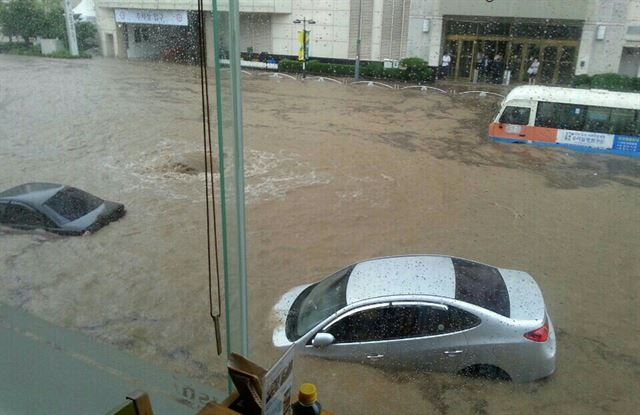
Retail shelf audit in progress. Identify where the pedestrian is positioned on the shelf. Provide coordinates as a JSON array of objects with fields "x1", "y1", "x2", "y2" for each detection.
[
  {"x1": 441, "y1": 51, "x2": 452, "y2": 79},
  {"x1": 492, "y1": 53, "x2": 504, "y2": 84},
  {"x1": 474, "y1": 52, "x2": 484, "y2": 83},
  {"x1": 480, "y1": 53, "x2": 492, "y2": 82},
  {"x1": 527, "y1": 58, "x2": 540, "y2": 84}
]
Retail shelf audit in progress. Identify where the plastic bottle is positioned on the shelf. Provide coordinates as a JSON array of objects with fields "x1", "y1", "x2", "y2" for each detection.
[{"x1": 291, "y1": 383, "x2": 322, "y2": 415}]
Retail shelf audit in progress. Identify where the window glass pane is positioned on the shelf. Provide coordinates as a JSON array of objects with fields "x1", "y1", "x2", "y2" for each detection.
[
  {"x1": 328, "y1": 307, "x2": 387, "y2": 343},
  {"x1": 535, "y1": 102, "x2": 586, "y2": 130},
  {"x1": 499, "y1": 106, "x2": 531, "y2": 125},
  {"x1": 584, "y1": 106, "x2": 612, "y2": 133},
  {"x1": 609, "y1": 109, "x2": 637, "y2": 136},
  {"x1": 291, "y1": 265, "x2": 353, "y2": 339},
  {"x1": 4, "y1": 205, "x2": 43, "y2": 226},
  {"x1": 417, "y1": 306, "x2": 481, "y2": 335}
]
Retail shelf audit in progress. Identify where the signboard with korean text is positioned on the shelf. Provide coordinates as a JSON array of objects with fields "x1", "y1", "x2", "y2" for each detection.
[
  {"x1": 556, "y1": 129, "x2": 614, "y2": 150},
  {"x1": 114, "y1": 9, "x2": 188, "y2": 26},
  {"x1": 612, "y1": 135, "x2": 640, "y2": 154}
]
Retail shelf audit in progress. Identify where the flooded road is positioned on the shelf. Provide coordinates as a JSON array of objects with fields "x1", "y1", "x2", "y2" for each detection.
[{"x1": 1, "y1": 55, "x2": 639, "y2": 413}]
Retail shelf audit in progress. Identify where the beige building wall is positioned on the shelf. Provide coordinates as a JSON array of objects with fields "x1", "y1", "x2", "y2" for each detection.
[
  {"x1": 270, "y1": 0, "x2": 351, "y2": 59},
  {"x1": 576, "y1": 0, "x2": 629, "y2": 74},
  {"x1": 94, "y1": 0, "x2": 640, "y2": 77}
]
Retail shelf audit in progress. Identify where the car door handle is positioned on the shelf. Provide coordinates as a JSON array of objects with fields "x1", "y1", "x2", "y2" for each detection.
[
  {"x1": 366, "y1": 354, "x2": 384, "y2": 359},
  {"x1": 443, "y1": 350, "x2": 463, "y2": 356}
]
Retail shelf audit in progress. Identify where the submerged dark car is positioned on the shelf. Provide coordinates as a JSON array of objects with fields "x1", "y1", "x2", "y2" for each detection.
[{"x1": 0, "y1": 183, "x2": 125, "y2": 235}]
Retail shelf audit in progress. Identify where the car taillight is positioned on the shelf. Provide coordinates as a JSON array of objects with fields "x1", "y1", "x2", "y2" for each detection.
[{"x1": 524, "y1": 319, "x2": 549, "y2": 342}]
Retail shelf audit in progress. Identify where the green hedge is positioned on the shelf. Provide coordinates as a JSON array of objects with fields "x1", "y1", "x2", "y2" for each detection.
[
  {"x1": 0, "y1": 43, "x2": 41, "y2": 56},
  {"x1": 571, "y1": 73, "x2": 640, "y2": 92},
  {"x1": 278, "y1": 57, "x2": 434, "y2": 83},
  {"x1": 278, "y1": 58, "x2": 303, "y2": 72},
  {"x1": 307, "y1": 60, "x2": 354, "y2": 76},
  {"x1": 0, "y1": 42, "x2": 90, "y2": 59},
  {"x1": 399, "y1": 57, "x2": 434, "y2": 83}
]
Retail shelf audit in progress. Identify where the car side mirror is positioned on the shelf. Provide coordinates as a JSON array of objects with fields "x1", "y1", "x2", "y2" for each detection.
[{"x1": 312, "y1": 333, "x2": 335, "y2": 348}]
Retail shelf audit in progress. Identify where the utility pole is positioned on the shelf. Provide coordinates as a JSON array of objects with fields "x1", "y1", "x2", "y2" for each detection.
[
  {"x1": 354, "y1": 0, "x2": 363, "y2": 80},
  {"x1": 63, "y1": 0, "x2": 79, "y2": 56}
]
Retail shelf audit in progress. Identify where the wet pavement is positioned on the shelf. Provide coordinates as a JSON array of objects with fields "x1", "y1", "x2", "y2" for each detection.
[{"x1": 1, "y1": 55, "x2": 639, "y2": 413}]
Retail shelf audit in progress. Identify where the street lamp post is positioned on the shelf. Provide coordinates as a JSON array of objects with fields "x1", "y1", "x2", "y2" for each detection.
[
  {"x1": 354, "y1": 0, "x2": 363, "y2": 80},
  {"x1": 293, "y1": 17, "x2": 316, "y2": 79}
]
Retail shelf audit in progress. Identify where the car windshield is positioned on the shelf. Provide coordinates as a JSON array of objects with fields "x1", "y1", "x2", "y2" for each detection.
[
  {"x1": 291, "y1": 265, "x2": 354, "y2": 339},
  {"x1": 44, "y1": 188, "x2": 103, "y2": 222}
]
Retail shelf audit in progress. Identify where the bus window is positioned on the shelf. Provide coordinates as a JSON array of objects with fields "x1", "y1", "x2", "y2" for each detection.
[
  {"x1": 584, "y1": 106, "x2": 612, "y2": 133},
  {"x1": 499, "y1": 106, "x2": 531, "y2": 125},
  {"x1": 535, "y1": 102, "x2": 586, "y2": 131},
  {"x1": 609, "y1": 108, "x2": 637, "y2": 136}
]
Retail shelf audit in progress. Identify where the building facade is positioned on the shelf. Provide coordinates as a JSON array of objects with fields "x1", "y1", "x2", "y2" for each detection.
[{"x1": 94, "y1": 0, "x2": 640, "y2": 81}]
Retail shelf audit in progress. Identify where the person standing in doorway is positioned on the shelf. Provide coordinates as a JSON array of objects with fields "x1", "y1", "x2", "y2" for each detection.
[
  {"x1": 527, "y1": 58, "x2": 540, "y2": 84},
  {"x1": 441, "y1": 51, "x2": 452, "y2": 80},
  {"x1": 492, "y1": 53, "x2": 504, "y2": 84}
]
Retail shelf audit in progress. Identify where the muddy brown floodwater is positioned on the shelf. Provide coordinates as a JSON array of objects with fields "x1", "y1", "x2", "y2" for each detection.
[{"x1": 1, "y1": 55, "x2": 639, "y2": 414}]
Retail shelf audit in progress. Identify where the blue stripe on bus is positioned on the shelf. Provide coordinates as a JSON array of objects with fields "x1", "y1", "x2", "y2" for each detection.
[{"x1": 488, "y1": 136, "x2": 640, "y2": 158}]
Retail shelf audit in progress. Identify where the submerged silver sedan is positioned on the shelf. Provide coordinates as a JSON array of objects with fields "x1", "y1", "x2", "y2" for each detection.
[{"x1": 272, "y1": 255, "x2": 556, "y2": 382}]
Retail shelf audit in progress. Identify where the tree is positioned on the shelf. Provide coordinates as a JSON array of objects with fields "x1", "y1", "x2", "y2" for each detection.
[
  {"x1": 0, "y1": 0, "x2": 46, "y2": 44},
  {"x1": 39, "y1": 4, "x2": 65, "y2": 40},
  {"x1": 76, "y1": 21, "x2": 98, "y2": 50}
]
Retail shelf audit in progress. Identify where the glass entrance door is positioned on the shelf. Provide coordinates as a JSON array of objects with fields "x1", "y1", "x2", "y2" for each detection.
[
  {"x1": 540, "y1": 46, "x2": 558, "y2": 84},
  {"x1": 456, "y1": 40, "x2": 475, "y2": 80},
  {"x1": 558, "y1": 46, "x2": 577, "y2": 85}
]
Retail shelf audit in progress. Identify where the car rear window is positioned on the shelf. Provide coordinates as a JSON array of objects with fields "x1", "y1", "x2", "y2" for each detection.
[{"x1": 453, "y1": 258, "x2": 510, "y2": 317}]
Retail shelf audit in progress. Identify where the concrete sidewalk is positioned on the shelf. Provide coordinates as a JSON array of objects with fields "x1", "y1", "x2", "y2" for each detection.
[{"x1": 0, "y1": 303, "x2": 224, "y2": 414}]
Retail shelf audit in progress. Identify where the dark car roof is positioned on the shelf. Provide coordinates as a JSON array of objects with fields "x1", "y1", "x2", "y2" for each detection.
[{"x1": 0, "y1": 183, "x2": 65, "y2": 205}]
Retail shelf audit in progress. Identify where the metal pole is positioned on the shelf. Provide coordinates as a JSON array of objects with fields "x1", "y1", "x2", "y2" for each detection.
[
  {"x1": 354, "y1": 0, "x2": 362, "y2": 80},
  {"x1": 302, "y1": 18, "x2": 307, "y2": 79},
  {"x1": 63, "y1": 0, "x2": 79, "y2": 56}
]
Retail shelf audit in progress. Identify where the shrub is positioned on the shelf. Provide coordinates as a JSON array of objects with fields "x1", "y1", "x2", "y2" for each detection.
[
  {"x1": 277, "y1": 57, "x2": 435, "y2": 83},
  {"x1": 400, "y1": 57, "x2": 434, "y2": 83},
  {"x1": 571, "y1": 74, "x2": 591, "y2": 88},
  {"x1": 46, "y1": 49, "x2": 91, "y2": 59},
  {"x1": 590, "y1": 73, "x2": 637, "y2": 92},
  {"x1": 307, "y1": 60, "x2": 354, "y2": 76},
  {"x1": 361, "y1": 62, "x2": 384, "y2": 78},
  {"x1": 278, "y1": 58, "x2": 303, "y2": 72},
  {"x1": 6, "y1": 43, "x2": 41, "y2": 56},
  {"x1": 571, "y1": 73, "x2": 639, "y2": 92},
  {"x1": 76, "y1": 21, "x2": 98, "y2": 51},
  {"x1": 381, "y1": 68, "x2": 404, "y2": 80}
]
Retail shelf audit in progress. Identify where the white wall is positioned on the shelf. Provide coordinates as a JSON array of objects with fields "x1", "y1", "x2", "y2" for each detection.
[
  {"x1": 96, "y1": 7, "x2": 127, "y2": 58},
  {"x1": 577, "y1": 0, "x2": 629, "y2": 75},
  {"x1": 271, "y1": 0, "x2": 350, "y2": 59},
  {"x1": 96, "y1": 0, "x2": 291, "y2": 13}
]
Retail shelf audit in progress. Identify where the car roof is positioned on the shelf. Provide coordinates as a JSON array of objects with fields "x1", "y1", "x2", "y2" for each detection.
[
  {"x1": 0, "y1": 183, "x2": 64, "y2": 206},
  {"x1": 346, "y1": 256, "x2": 457, "y2": 304},
  {"x1": 345, "y1": 255, "x2": 512, "y2": 317}
]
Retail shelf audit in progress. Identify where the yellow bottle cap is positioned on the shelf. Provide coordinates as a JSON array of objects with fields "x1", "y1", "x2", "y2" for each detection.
[{"x1": 298, "y1": 383, "x2": 317, "y2": 405}]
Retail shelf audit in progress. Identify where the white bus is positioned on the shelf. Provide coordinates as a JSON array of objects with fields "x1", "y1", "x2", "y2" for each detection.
[{"x1": 488, "y1": 86, "x2": 640, "y2": 157}]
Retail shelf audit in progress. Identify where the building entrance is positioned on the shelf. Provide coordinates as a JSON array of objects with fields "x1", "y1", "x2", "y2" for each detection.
[{"x1": 443, "y1": 17, "x2": 581, "y2": 84}]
